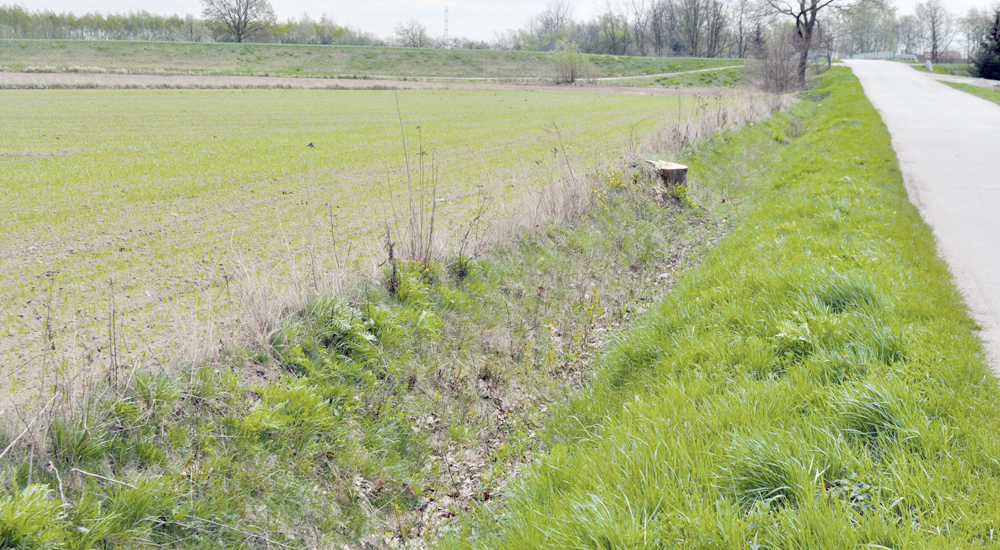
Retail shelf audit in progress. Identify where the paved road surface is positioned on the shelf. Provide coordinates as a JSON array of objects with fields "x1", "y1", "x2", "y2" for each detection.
[{"x1": 846, "y1": 60, "x2": 1000, "y2": 370}]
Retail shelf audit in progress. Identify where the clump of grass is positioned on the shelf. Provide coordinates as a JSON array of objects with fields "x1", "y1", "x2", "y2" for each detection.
[
  {"x1": 836, "y1": 380, "x2": 920, "y2": 455},
  {"x1": 729, "y1": 436, "x2": 808, "y2": 508},
  {"x1": 49, "y1": 417, "x2": 108, "y2": 469},
  {"x1": 727, "y1": 431, "x2": 852, "y2": 514},
  {"x1": 131, "y1": 371, "x2": 178, "y2": 413},
  {"x1": 812, "y1": 272, "x2": 877, "y2": 314}
]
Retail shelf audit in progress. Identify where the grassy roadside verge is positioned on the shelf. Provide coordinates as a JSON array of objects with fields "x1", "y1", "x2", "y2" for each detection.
[
  {"x1": 943, "y1": 81, "x2": 1000, "y2": 103},
  {"x1": 450, "y1": 67, "x2": 1000, "y2": 548},
  {"x1": 911, "y1": 63, "x2": 971, "y2": 76}
]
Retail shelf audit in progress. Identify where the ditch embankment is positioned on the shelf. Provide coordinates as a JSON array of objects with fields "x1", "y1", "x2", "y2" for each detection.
[{"x1": 0, "y1": 86, "x2": 786, "y2": 547}]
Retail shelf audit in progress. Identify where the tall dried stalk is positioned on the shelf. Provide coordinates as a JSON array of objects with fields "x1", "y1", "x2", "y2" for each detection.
[{"x1": 393, "y1": 92, "x2": 438, "y2": 267}]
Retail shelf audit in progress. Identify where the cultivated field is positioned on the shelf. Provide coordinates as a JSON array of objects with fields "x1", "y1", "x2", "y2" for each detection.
[
  {"x1": 1, "y1": 87, "x2": 740, "y2": 401},
  {"x1": 0, "y1": 40, "x2": 745, "y2": 80},
  {"x1": 0, "y1": 52, "x2": 796, "y2": 544}
]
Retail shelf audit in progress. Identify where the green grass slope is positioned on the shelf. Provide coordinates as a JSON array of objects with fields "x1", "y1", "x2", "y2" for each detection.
[
  {"x1": 652, "y1": 65, "x2": 744, "y2": 87},
  {"x1": 0, "y1": 40, "x2": 744, "y2": 79},
  {"x1": 458, "y1": 67, "x2": 1000, "y2": 548}
]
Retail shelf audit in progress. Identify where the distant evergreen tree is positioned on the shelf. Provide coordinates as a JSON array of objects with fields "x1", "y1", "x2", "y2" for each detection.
[{"x1": 971, "y1": 10, "x2": 1000, "y2": 80}]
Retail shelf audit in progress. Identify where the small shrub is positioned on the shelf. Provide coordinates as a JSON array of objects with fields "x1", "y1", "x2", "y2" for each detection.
[
  {"x1": 750, "y1": 24, "x2": 799, "y2": 92},
  {"x1": 553, "y1": 42, "x2": 595, "y2": 85}
]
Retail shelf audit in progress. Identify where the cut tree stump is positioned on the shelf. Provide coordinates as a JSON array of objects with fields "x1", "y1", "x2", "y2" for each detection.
[{"x1": 646, "y1": 160, "x2": 688, "y2": 187}]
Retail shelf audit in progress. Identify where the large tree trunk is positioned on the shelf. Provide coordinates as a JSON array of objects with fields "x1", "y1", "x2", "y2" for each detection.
[{"x1": 796, "y1": 21, "x2": 813, "y2": 88}]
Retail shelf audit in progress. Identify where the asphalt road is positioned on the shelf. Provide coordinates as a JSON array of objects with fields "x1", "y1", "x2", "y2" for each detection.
[{"x1": 846, "y1": 60, "x2": 1000, "y2": 370}]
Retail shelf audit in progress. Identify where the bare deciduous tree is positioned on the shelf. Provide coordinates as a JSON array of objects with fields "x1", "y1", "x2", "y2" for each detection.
[
  {"x1": 704, "y1": 0, "x2": 730, "y2": 57},
  {"x1": 678, "y1": 0, "x2": 706, "y2": 54},
  {"x1": 960, "y1": 6, "x2": 992, "y2": 60},
  {"x1": 766, "y1": 0, "x2": 840, "y2": 87},
  {"x1": 534, "y1": 0, "x2": 576, "y2": 37},
  {"x1": 650, "y1": 0, "x2": 679, "y2": 55},
  {"x1": 917, "y1": 0, "x2": 955, "y2": 63},
  {"x1": 201, "y1": 0, "x2": 276, "y2": 43},
  {"x1": 394, "y1": 18, "x2": 433, "y2": 48},
  {"x1": 493, "y1": 29, "x2": 526, "y2": 50},
  {"x1": 731, "y1": 0, "x2": 764, "y2": 58},
  {"x1": 628, "y1": 0, "x2": 652, "y2": 55},
  {"x1": 840, "y1": 1, "x2": 896, "y2": 56},
  {"x1": 815, "y1": 17, "x2": 836, "y2": 66},
  {"x1": 599, "y1": 2, "x2": 631, "y2": 54},
  {"x1": 895, "y1": 13, "x2": 923, "y2": 53}
]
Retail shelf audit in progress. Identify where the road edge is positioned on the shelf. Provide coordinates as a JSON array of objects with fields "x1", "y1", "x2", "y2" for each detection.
[{"x1": 897, "y1": 162, "x2": 1000, "y2": 374}]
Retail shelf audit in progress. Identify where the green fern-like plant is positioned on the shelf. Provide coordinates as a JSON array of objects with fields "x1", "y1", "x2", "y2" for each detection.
[{"x1": 0, "y1": 485, "x2": 66, "y2": 549}]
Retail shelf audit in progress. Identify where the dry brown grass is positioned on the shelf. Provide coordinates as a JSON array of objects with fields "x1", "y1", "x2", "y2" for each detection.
[{"x1": 644, "y1": 91, "x2": 796, "y2": 155}]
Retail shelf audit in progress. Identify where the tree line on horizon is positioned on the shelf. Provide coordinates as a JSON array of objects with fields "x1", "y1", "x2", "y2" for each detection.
[
  {"x1": 1, "y1": 0, "x2": 999, "y2": 68},
  {"x1": 0, "y1": 3, "x2": 380, "y2": 46},
  {"x1": 500, "y1": 0, "x2": 1000, "y2": 64}
]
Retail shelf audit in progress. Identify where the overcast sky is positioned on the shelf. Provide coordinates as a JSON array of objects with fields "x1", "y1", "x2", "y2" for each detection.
[{"x1": 22, "y1": 0, "x2": 994, "y2": 42}]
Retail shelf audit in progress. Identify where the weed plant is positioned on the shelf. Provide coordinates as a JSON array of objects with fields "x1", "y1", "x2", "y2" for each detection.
[{"x1": 446, "y1": 68, "x2": 1000, "y2": 548}]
